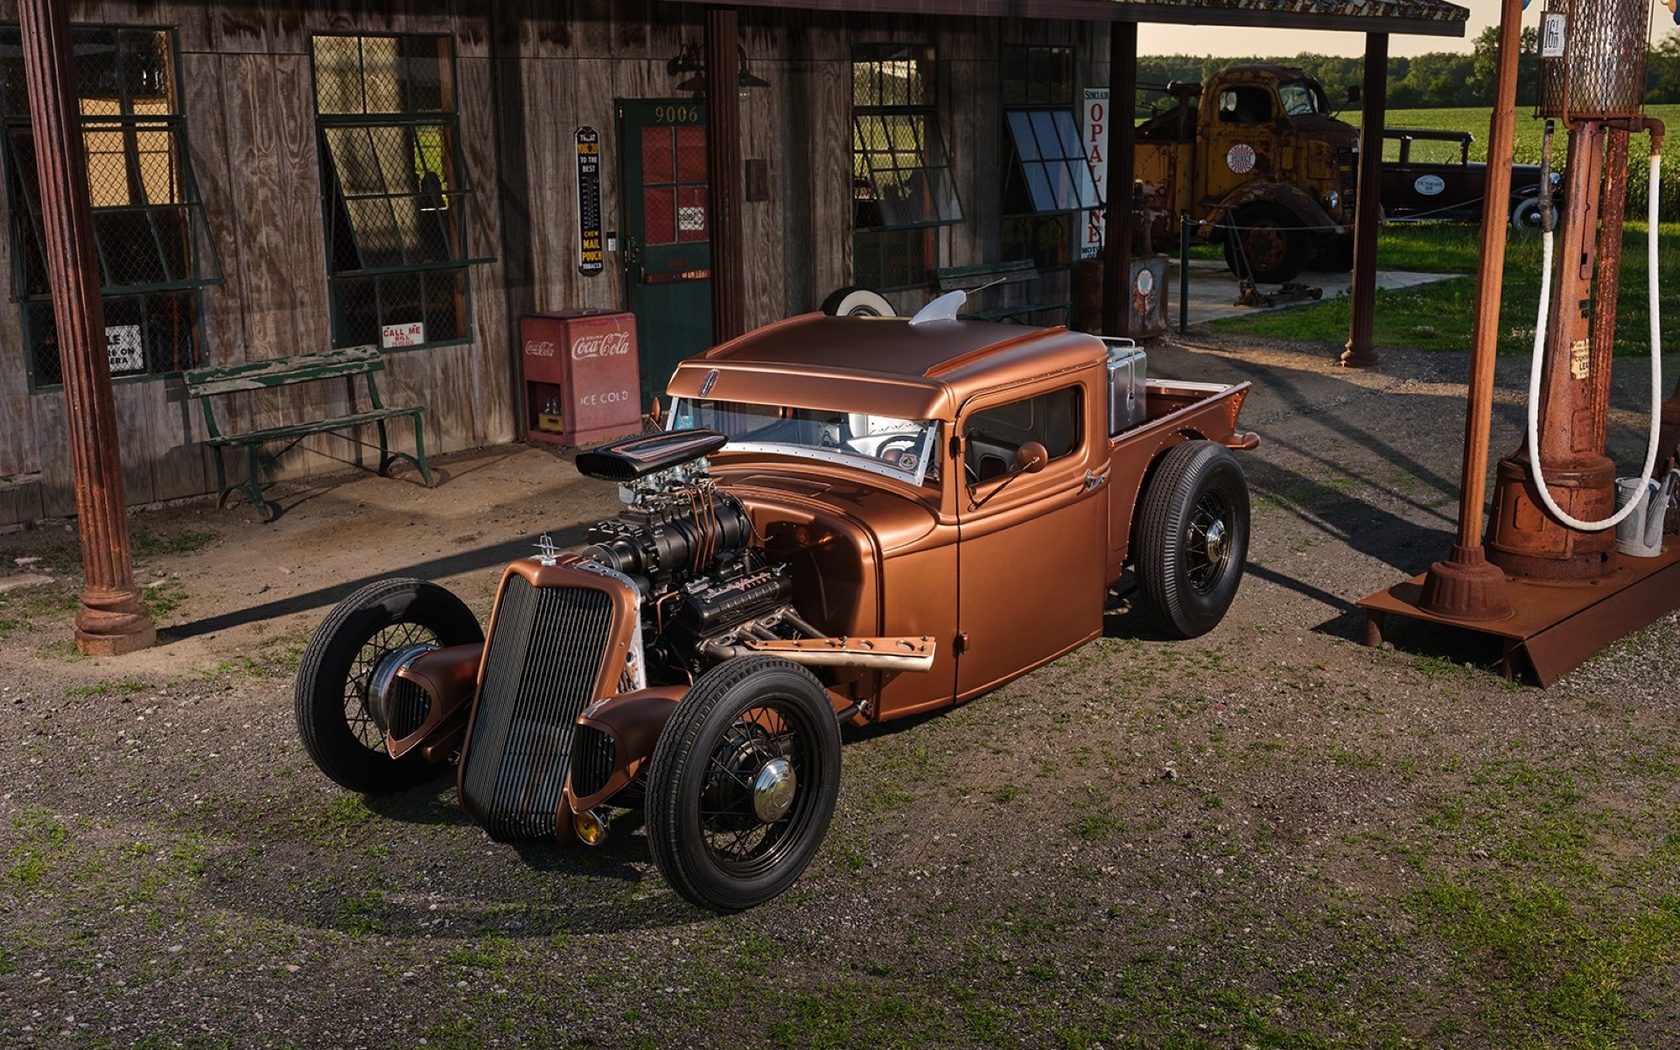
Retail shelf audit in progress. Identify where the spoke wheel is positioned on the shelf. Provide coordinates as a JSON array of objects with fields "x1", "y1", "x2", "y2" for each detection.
[
  {"x1": 295, "y1": 577, "x2": 483, "y2": 794},
  {"x1": 646, "y1": 656, "x2": 841, "y2": 911},
  {"x1": 1136, "y1": 441, "x2": 1250, "y2": 639}
]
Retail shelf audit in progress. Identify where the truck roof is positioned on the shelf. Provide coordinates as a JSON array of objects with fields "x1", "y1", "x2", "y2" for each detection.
[{"x1": 664, "y1": 312, "x2": 1104, "y2": 421}]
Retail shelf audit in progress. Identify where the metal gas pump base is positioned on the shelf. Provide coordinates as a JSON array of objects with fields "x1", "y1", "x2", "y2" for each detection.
[{"x1": 1357, "y1": 545, "x2": 1680, "y2": 687}]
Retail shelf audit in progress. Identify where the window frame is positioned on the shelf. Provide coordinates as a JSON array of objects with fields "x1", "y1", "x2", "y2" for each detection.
[
  {"x1": 310, "y1": 32, "x2": 478, "y2": 353},
  {"x1": 850, "y1": 43, "x2": 960, "y2": 293},
  {"x1": 0, "y1": 23, "x2": 221, "y2": 392}
]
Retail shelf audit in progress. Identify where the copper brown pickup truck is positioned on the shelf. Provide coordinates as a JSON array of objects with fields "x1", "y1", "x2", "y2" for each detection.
[{"x1": 295, "y1": 304, "x2": 1259, "y2": 911}]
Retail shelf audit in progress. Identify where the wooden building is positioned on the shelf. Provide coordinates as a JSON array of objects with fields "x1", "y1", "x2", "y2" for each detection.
[{"x1": 0, "y1": 0, "x2": 1465, "y2": 529}]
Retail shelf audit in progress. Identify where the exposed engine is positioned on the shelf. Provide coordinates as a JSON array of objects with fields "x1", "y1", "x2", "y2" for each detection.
[{"x1": 574, "y1": 429, "x2": 817, "y2": 682}]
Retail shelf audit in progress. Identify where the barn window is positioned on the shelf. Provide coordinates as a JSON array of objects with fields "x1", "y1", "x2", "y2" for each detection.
[
  {"x1": 311, "y1": 33, "x2": 476, "y2": 351},
  {"x1": 0, "y1": 25, "x2": 221, "y2": 390},
  {"x1": 998, "y1": 46, "x2": 1097, "y2": 327},
  {"x1": 851, "y1": 44, "x2": 961, "y2": 292}
]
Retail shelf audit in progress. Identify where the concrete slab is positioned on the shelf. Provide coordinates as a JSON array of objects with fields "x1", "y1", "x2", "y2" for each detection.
[{"x1": 1156, "y1": 257, "x2": 1458, "y2": 329}]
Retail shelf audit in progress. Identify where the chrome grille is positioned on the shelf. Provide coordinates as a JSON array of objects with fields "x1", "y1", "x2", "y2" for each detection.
[
  {"x1": 384, "y1": 676, "x2": 431, "y2": 739},
  {"x1": 569, "y1": 724, "x2": 615, "y2": 800},
  {"x1": 459, "y1": 575, "x2": 616, "y2": 839}
]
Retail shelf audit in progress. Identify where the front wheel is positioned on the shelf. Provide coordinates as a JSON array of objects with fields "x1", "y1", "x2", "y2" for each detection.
[
  {"x1": 1135, "y1": 441, "x2": 1250, "y2": 639},
  {"x1": 1226, "y1": 204, "x2": 1309, "y2": 284},
  {"x1": 295, "y1": 577, "x2": 483, "y2": 793},
  {"x1": 645, "y1": 656, "x2": 842, "y2": 911}
]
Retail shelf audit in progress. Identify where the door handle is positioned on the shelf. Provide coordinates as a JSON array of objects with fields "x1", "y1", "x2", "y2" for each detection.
[{"x1": 625, "y1": 236, "x2": 642, "y2": 272}]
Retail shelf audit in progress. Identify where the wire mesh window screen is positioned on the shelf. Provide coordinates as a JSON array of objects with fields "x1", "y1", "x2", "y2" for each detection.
[
  {"x1": 851, "y1": 44, "x2": 956, "y2": 292},
  {"x1": 0, "y1": 25, "x2": 217, "y2": 388},
  {"x1": 312, "y1": 33, "x2": 472, "y2": 350},
  {"x1": 1001, "y1": 46, "x2": 1074, "y2": 106}
]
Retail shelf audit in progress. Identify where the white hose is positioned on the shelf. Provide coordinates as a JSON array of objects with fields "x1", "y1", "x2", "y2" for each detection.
[{"x1": 1525, "y1": 150, "x2": 1665, "y2": 531}]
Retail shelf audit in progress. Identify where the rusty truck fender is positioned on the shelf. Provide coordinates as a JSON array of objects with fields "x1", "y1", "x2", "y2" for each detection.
[{"x1": 1206, "y1": 180, "x2": 1342, "y2": 237}]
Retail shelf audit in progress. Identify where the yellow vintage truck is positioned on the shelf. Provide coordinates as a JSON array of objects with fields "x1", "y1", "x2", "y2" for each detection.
[{"x1": 1134, "y1": 64, "x2": 1360, "y2": 283}]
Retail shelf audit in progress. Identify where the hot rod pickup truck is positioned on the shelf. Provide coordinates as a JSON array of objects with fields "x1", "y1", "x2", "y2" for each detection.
[{"x1": 295, "y1": 296, "x2": 1258, "y2": 911}]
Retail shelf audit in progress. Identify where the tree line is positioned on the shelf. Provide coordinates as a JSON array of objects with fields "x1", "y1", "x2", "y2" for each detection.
[{"x1": 1133, "y1": 27, "x2": 1680, "y2": 113}]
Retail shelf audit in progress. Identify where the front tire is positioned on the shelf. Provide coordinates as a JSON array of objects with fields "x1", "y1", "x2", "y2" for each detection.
[
  {"x1": 1226, "y1": 204, "x2": 1309, "y2": 283},
  {"x1": 645, "y1": 656, "x2": 842, "y2": 912},
  {"x1": 1136, "y1": 441, "x2": 1250, "y2": 639},
  {"x1": 295, "y1": 577, "x2": 483, "y2": 794}
]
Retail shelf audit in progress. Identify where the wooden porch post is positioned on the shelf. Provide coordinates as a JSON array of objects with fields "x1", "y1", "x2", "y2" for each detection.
[
  {"x1": 17, "y1": 0, "x2": 155, "y2": 655},
  {"x1": 705, "y1": 5, "x2": 747, "y2": 344},
  {"x1": 1342, "y1": 31, "x2": 1388, "y2": 368},
  {"x1": 1101, "y1": 21, "x2": 1138, "y2": 337}
]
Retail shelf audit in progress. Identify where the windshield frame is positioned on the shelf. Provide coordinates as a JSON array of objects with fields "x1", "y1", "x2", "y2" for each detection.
[{"x1": 667, "y1": 396, "x2": 943, "y2": 488}]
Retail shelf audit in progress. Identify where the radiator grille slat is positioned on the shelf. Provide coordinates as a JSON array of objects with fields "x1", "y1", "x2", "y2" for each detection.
[
  {"x1": 459, "y1": 576, "x2": 616, "y2": 839},
  {"x1": 570, "y1": 724, "x2": 615, "y2": 800}
]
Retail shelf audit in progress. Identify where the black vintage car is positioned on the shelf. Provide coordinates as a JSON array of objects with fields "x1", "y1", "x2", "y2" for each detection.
[{"x1": 1381, "y1": 127, "x2": 1562, "y2": 229}]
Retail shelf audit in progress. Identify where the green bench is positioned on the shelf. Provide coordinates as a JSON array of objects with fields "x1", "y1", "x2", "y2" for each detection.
[
  {"x1": 184, "y1": 345, "x2": 432, "y2": 522},
  {"x1": 934, "y1": 259, "x2": 1071, "y2": 326}
]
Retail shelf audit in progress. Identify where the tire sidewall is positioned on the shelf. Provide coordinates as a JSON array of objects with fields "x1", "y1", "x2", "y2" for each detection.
[
  {"x1": 1235, "y1": 204, "x2": 1308, "y2": 283},
  {"x1": 647, "y1": 657, "x2": 841, "y2": 911},
  {"x1": 1137, "y1": 442, "x2": 1250, "y2": 638},
  {"x1": 820, "y1": 286, "x2": 895, "y2": 317}
]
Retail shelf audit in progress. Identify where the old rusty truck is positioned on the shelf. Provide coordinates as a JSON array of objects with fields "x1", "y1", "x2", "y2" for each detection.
[
  {"x1": 1134, "y1": 64, "x2": 1360, "y2": 284},
  {"x1": 294, "y1": 294, "x2": 1258, "y2": 911}
]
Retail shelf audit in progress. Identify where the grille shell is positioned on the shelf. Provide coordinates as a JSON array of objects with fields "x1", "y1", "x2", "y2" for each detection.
[{"x1": 457, "y1": 561, "x2": 636, "y2": 840}]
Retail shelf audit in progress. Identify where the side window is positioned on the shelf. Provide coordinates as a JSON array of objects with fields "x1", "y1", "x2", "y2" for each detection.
[
  {"x1": 1217, "y1": 87, "x2": 1272, "y2": 124},
  {"x1": 962, "y1": 386, "x2": 1081, "y2": 483}
]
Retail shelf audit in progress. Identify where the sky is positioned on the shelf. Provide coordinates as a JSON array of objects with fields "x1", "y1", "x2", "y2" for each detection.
[{"x1": 1136, "y1": 1, "x2": 1678, "y2": 60}]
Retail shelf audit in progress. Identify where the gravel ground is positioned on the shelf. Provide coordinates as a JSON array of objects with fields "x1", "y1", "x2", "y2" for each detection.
[{"x1": 1, "y1": 332, "x2": 1677, "y2": 1050}]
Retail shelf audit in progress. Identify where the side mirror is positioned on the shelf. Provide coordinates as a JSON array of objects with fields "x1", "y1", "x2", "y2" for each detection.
[
  {"x1": 1346, "y1": 85, "x2": 1361, "y2": 104},
  {"x1": 1015, "y1": 441, "x2": 1048, "y2": 474}
]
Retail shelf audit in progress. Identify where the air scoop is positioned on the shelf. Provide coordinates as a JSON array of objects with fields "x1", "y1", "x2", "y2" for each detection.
[{"x1": 575, "y1": 428, "x2": 729, "y2": 481}]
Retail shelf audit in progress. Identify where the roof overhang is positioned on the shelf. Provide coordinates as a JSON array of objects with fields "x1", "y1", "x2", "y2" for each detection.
[{"x1": 678, "y1": 0, "x2": 1469, "y2": 39}]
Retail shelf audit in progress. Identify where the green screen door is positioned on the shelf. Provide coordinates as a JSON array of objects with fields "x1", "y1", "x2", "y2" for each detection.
[{"x1": 618, "y1": 99, "x2": 713, "y2": 408}]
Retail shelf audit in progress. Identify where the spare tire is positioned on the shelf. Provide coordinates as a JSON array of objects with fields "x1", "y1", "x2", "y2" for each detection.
[{"x1": 820, "y1": 286, "x2": 895, "y2": 317}]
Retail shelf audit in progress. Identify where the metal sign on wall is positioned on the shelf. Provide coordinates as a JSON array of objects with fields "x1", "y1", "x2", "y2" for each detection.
[{"x1": 576, "y1": 126, "x2": 604, "y2": 275}]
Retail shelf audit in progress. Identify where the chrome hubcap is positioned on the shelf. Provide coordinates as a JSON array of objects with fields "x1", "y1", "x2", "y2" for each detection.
[{"x1": 752, "y1": 757, "x2": 797, "y2": 822}]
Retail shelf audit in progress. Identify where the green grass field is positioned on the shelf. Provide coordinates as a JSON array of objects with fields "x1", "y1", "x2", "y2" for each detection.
[{"x1": 1385, "y1": 105, "x2": 1680, "y2": 217}]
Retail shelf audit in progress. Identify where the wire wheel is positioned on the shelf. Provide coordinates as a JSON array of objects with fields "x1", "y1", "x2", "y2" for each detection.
[
  {"x1": 295, "y1": 577, "x2": 483, "y2": 794},
  {"x1": 1136, "y1": 441, "x2": 1251, "y2": 639},
  {"x1": 646, "y1": 656, "x2": 841, "y2": 911}
]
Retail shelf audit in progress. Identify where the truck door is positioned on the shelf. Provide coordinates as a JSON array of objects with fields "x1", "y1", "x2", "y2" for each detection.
[
  {"x1": 1199, "y1": 82, "x2": 1278, "y2": 205},
  {"x1": 954, "y1": 380, "x2": 1105, "y2": 699}
]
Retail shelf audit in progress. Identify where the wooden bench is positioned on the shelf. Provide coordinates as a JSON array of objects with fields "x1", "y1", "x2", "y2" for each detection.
[
  {"x1": 934, "y1": 259, "x2": 1071, "y2": 326},
  {"x1": 184, "y1": 345, "x2": 432, "y2": 521}
]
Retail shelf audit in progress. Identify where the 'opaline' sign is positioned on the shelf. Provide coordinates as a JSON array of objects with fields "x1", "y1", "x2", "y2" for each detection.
[
  {"x1": 577, "y1": 127, "x2": 604, "y2": 276},
  {"x1": 1082, "y1": 88, "x2": 1109, "y2": 260}
]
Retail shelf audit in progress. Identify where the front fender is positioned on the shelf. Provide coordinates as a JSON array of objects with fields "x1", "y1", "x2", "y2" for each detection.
[
  {"x1": 569, "y1": 685, "x2": 689, "y2": 810},
  {"x1": 1208, "y1": 182, "x2": 1339, "y2": 234},
  {"x1": 387, "y1": 642, "x2": 485, "y2": 761}
]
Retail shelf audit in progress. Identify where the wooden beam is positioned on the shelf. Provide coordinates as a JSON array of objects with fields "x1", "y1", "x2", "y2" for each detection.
[
  {"x1": 1101, "y1": 21, "x2": 1136, "y2": 337},
  {"x1": 706, "y1": 6, "x2": 747, "y2": 344},
  {"x1": 1341, "y1": 31, "x2": 1387, "y2": 369}
]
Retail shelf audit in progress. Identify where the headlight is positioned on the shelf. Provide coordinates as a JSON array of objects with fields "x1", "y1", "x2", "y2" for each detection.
[{"x1": 1324, "y1": 190, "x2": 1340, "y2": 212}]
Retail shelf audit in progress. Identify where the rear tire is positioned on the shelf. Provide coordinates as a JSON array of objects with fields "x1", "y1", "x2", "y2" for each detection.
[
  {"x1": 295, "y1": 578, "x2": 483, "y2": 793},
  {"x1": 1136, "y1": 441, "x2": 1250, "y2": 639},
  {"x1": 645, "y1": 656, "x2": 841, "y2": 911}
]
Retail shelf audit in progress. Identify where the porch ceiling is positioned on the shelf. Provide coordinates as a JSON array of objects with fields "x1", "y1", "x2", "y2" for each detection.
[{"x1": 679, "y1": 0, "x2": 1469, "y2": 39}]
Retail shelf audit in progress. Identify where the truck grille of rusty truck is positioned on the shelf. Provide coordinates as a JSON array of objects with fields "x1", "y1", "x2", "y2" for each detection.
[
  {"x1": 1337, "y1": 147, "x2": 1359, "y2": 214},
  {"x1": 458, "y1": 567, "x2": 625, "y2": 840}
]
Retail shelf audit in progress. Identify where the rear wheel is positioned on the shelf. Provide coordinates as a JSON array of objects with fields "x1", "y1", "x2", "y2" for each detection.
[
  {"x1": 295, "y1": 577, "x2": 483, "y2": 793},
  {"x1": 1511, "y1": 195, "x2": 1555, "y2": 232},
  {"x1": 1226, "y1": 204, "x2": 1309, "y2": 283},
  {"x1": 645, "y1": 656, "x2": 842, "y2": 911},
  {"x1": 1136, "y1": 441, "x2": 1250, "y2": 639}
]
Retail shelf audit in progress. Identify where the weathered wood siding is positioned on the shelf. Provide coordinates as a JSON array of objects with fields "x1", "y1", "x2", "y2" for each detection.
[{"x1": 0, "y1": 0, "x2": 1098, "y2": 527}]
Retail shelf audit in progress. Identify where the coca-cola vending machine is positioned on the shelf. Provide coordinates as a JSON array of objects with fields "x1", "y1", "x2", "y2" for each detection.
[{"x1": 520, "y1": 310, "x2": 642, "y2": 447}]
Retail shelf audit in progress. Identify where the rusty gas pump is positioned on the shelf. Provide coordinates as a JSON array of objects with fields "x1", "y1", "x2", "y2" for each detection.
[{"x1": 1360, "y1": 0, "x2": 1680, "y2": 684}]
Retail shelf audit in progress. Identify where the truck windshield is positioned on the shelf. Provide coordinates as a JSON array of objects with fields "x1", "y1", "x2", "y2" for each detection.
[
  {"x1": 667, "y1": 397, "x2": 942, "y2": 487},
  {"x1": 1277, "y1": 81, "x2": 1324, "y2": 117}
]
